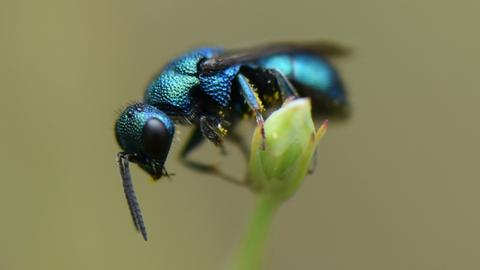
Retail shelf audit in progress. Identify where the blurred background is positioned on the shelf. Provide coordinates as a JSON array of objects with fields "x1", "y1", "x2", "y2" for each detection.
[{"x1": 1, "y1": 0, "x2": 479, "y2": 269}]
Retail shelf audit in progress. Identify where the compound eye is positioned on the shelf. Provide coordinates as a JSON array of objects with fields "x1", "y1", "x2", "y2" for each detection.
[{"x1": 142, "y1": 118, "x2": 172, "y2": 159}]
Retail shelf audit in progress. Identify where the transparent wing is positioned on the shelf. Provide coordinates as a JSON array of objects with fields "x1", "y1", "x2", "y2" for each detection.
[{"x1": 199, "y1": 41, "x2": 350, "y2": 73}]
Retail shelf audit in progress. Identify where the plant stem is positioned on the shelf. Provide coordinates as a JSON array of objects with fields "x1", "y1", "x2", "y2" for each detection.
[{"x1": 231, "y1": 194, "x2": 280, "y2": 270}]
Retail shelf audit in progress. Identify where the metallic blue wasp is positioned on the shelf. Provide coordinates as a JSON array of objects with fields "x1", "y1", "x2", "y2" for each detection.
[{"x1": 115, "y1": 42, "x2": 350, "y2": 240}]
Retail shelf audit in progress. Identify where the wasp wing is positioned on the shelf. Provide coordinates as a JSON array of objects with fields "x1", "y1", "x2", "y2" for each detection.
[{"x1": 199, "y1": 41, "x2": 350, "y2": 73}]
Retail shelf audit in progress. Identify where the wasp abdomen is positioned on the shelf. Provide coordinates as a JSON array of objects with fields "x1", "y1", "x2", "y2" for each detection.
[{"x1": 257, "y1": 53, "x2": 347, "y2": 112}]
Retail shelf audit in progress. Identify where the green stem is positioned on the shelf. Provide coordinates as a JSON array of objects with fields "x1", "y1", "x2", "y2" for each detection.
[{"x1": 231, "y1": 194, "x2": 280, "y2": 270}]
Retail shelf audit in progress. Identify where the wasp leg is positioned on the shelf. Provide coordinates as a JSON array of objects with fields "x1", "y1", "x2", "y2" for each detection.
[
  {"x1": 179, "y1": 124, "x2": 247, "y2": 187},
  {"x1": 266, "y1": 68, "x2": 299, "y2": 99},
  {"x1": 199, "y1": 115, "x2": 229, "y2": 154},
  {"x1": 237, "y1": 74, "x2": 266, "y2": 149},
  {"x1": 180, "y1": 124, "x2": 204, "y2": 159}
]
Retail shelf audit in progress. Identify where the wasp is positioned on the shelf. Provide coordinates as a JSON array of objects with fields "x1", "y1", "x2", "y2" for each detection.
[{"x1": 114, "y1": 42, "x2": 350, "y2": 240}]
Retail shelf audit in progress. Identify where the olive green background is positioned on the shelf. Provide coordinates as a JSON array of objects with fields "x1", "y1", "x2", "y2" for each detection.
[{"x1": 1, "y1": 0, "x2": 479, "y2": 269}]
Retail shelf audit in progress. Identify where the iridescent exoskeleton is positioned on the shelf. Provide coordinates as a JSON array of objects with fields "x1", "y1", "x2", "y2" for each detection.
[{"x1": 114, "y1": 42, "x2": 350, "y2": 240}]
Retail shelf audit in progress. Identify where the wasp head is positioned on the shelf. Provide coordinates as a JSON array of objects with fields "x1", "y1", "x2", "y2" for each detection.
[
  {"x1": 114, "y1": 103, "x2": 175, "y2": 240},
  {"x1": 115, "y1": 103, "x2": 175, "y2": 179}
]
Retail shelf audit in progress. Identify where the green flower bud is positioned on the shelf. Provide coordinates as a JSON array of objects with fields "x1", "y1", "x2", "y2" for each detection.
[{"x1": 248, "y1": 98, "x2": 328, "y2": 201}]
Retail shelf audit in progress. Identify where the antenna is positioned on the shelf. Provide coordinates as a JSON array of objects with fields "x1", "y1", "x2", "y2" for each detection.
[{"x1": 117, "y1": 153, "x2": 148, "y2": 241}]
